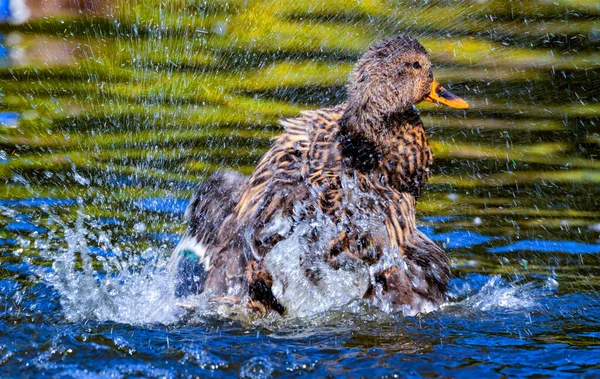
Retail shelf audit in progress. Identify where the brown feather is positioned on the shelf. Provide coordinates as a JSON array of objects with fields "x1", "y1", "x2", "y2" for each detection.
[{"x1": 180, "y1": 35, "x2": 454, "y2": 315}]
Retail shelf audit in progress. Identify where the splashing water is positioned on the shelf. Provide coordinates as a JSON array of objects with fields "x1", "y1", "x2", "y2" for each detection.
[
  {"x1": 457, "y1": 275, "x2": 537, "y2": 311},
  {"x1": 41, "y1": 211, "x2": 186, "y2": 325},
  {"x1": 264, "y1": 214, "x2": 370, "y2": 318},
  {"x1": 446, "y1": 275, "x2": 559, "y2": 312},
  {"x1": 39, "y1": 204, "x2": 549, "y2": 326}
]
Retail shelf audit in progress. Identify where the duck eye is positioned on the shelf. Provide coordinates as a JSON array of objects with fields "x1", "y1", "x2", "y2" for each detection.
[{"x1": 412, "y1": 61, "x2": 421, "y2": 69}]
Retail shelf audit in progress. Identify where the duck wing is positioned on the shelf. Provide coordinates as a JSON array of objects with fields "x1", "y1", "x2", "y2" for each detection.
[
  {"x1": 186, "y1": 171, "x2": 247, "y2": 246},
  {"x1": 171, "y1": 108, "x2": 327, "y2": 304},
  {"x1": 200, "y1": 107, "x2": 346, "y2": 312},
  {"x1": 232, "y1": 106, "x2": 346, "y2": 250}
]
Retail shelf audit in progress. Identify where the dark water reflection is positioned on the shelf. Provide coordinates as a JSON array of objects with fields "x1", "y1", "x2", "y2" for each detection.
[{"x1": 0, "y1": 0, "x2": 599, "y2": 377}]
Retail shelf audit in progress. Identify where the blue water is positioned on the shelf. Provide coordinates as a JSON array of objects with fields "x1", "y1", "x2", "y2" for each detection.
[
  {"x1": 0, "y1": 197, "x2": 598, "y2": 377},
  {"x1": 0, "y1": 112, "x2": 19, "y2": 126},
  {"x1": 489, "y1": 240, "x2": 600, "y2": 254},
  {"x1": 0, "y1": 275, "x2": 598, "y2": 377}
]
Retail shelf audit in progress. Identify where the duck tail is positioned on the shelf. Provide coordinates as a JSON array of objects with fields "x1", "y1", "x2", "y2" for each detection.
[
  {"x1": 365, "y1": 229, "x2": 450, "y2": 314},
  {"x1": 404, "y1": 229, "x2": 450, "y2": 304},
  {"x1": 170, "y1": 170, "x2": 247, "y2": 298}
]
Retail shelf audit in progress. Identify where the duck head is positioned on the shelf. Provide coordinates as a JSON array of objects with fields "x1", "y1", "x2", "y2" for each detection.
[{"x1": 344, "y1": 35, "x2": 468, "y2": 129}]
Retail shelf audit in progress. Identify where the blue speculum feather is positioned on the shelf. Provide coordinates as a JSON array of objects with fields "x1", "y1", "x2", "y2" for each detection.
[{"x1": 0, "y1": 0, "x2": 598, "y2": 377}]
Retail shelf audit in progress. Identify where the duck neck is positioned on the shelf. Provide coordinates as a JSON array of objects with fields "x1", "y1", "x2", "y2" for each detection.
[
  {"x1": 340, "y1": 106, "x2": 418, "y2": 169},
  {"x1": 339, "y1": 106, "x2": 432, "y2": 195}
]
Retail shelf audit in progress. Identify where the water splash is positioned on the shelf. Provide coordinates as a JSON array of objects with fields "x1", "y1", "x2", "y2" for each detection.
[
  {"x1": 38, "y1": 202, "x2": 553, "y2": 325},
  {"x1": 41, "y1": 211, "x2": 186, "y2": 325},
  {"x1": 447, "y1": 274, "x2": 550, "y2": 312},
  {"x1": 265, "y1": 214, "x2": 370, "y2": 318}
]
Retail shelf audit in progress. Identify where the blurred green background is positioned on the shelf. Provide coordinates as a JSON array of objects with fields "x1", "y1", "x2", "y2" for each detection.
[{"x1": 0, "y1": 0, "x2": 598, "y2": 253}]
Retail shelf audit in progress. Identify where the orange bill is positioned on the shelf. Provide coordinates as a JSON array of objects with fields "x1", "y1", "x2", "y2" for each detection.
[{"x1": 423, "y1": 78, "x2": 469, "y2": 109}]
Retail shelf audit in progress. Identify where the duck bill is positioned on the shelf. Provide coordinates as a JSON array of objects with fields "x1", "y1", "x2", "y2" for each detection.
[{"x1": 423, "y1": 79, "x2": 469, "y2": 109}]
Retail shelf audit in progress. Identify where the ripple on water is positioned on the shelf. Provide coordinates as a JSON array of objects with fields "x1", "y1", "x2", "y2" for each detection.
[
  {"x1": 0, "y1": 198, "x2": 77, "y2": 208},
  {"x1": 0, "y1": 238, "x2": 16, "y2": 246},
  {"x1": 95, "y1": 217, "x2": 124, "y2": 226},
  {"x1": 418, "y1": 226, "x2": 493, "y2": 248},
  {"x1": 489, "y1": 239, "x2": 600, "y2": 254},
  {"x1": 133, "y1": 198, "x2": 188, "y2": 215},
  {"x1": 240, "y1": 356, "x2": 274, "y2": 379},
  {"x1": 5, "y1": 221, "x2": 47, "y2": 234}
]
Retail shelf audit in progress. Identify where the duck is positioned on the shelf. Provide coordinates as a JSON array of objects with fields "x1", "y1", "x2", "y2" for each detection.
[{"x1": 170, "y1": 35, "x2": 469, "y2": 316}]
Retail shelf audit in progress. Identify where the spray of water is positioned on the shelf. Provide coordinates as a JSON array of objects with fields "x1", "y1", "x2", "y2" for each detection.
[
  {"x1": 447, "y1": 274, "x2": 556, "y2": 313},
  {"x1": 39, "y1": 199, "x2": 552, "y2": 326},
  {"x1": 41, "y1": 210, "x2": 186, "y2": 325},
  {"x1": 264, "y1": 212, "x2": 370, "y2": 318}
]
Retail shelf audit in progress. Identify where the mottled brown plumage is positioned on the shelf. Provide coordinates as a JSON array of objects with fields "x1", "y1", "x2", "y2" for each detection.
[{"x1": 173, "y1": 35, "x2": 468, "y2": 315}]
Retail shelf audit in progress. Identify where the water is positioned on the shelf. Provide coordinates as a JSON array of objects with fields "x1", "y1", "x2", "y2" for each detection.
[{"x1": 0, "y1": 0, "x2": 599, "y2": 377}]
